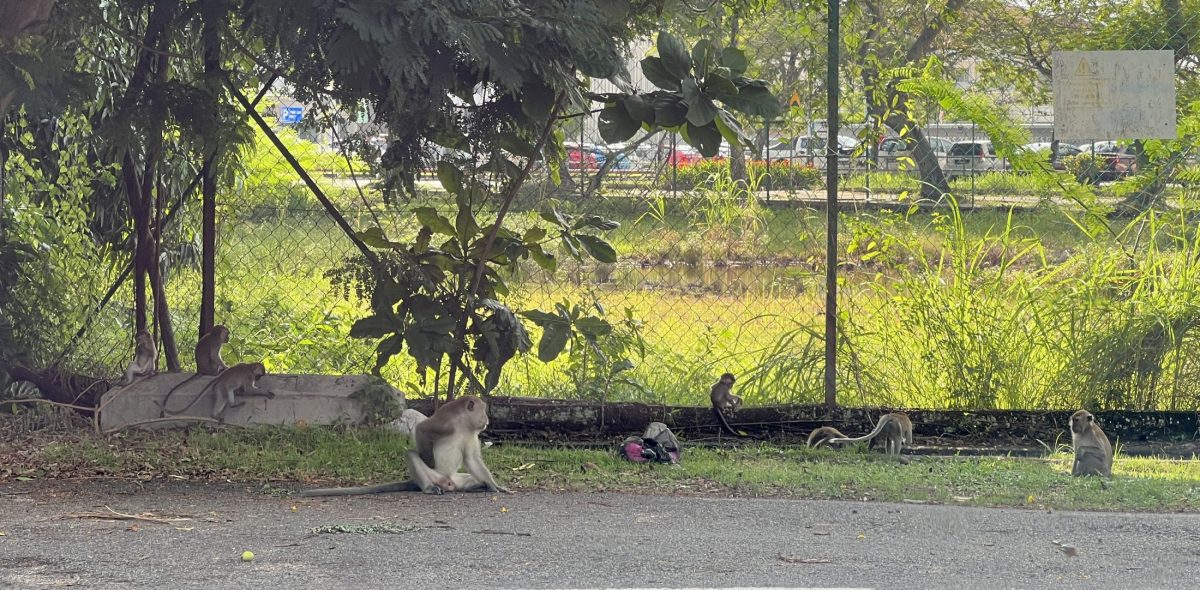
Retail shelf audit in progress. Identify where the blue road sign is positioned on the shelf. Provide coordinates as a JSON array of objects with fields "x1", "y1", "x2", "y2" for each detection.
[{"x1": 280, "y1": 106, "x2": 304, "y2": 124}]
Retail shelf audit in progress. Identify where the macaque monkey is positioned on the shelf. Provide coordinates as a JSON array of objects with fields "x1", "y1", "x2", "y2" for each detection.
[
  {"x1": 806, "y1": 426, "x2": 850, "y2": 448},
  {"x1": 1070, "y1": 410, "x2": 1112, "y2": 477},
  {"x1": 158, "y1": 362, "x2": 271, "y2": 422},
  {"x1": 158, "y1": 325, "x2": 232, "y2": 416},
  {"x1": 195, "y1": 325, "x2": 230, "y2": 375},
  {"x1": 710, "y1": 372, "x2": 745, "y2": 438},
  {"x1": 300, "y1": 395, "x2": 509, "y2": 497},
  {"x1": 118, "y1": 329, "x2": 157, "y2": 386},
  {"x1": 827, "y1": 412, "x2": 913, "y2": 456}
]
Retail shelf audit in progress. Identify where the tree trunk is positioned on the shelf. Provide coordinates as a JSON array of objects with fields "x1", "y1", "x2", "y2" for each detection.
[
  {"x1": 884, "y1": 109, "x2": 951, "y2": 202},
  {"x1": 0, "y1": 0, "x2": 54, "y2": 40},
  {"x1": 198, "y1": 3, "x2": 225, "y2": 339}
]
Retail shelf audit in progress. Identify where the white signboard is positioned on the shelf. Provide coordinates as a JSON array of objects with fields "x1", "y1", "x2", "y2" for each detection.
[{"x1": 1052, "y1": 50, "x2": 1176, "y2": 140}]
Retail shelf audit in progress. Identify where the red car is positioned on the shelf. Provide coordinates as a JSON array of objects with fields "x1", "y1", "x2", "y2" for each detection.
[
  {"x1": 667, "y1": 147, "x2": 702, "y2": 166},
  {"x1": 567, "y1": 145, "x2": 598, "y2": 171}
]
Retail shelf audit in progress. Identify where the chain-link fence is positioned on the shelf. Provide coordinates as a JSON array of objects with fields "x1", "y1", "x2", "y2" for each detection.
[{"x1": 8, "y1": 0, "x2": 1200, "y2": 411}]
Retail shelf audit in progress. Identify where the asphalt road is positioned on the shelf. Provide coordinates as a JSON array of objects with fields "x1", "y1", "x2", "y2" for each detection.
[{"x1": 2, "y1": 481, "x2": 1198, "y2": 590}]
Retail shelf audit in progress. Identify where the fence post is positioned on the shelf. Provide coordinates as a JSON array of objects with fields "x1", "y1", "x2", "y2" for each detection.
[{"x1": 824, "y1": 0, "x2": 840, "y2": 410}]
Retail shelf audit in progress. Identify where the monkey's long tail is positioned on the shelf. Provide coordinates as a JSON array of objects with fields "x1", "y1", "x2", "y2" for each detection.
[
  {"x1": 826, "y1": 415, "x2": 892, "y2": 445},
  {"x1": 154, "y1": 374, "x2": 204, "y2": 417},
  {"x1": 806, "y1": 427, "x2": 845, "y2": 448},
  {"x1": 297, "y1": 481, "x2": 419, "y2": 497},
  {"x1": 711, "y1": 406, "x2": 747, "y2": 438}
]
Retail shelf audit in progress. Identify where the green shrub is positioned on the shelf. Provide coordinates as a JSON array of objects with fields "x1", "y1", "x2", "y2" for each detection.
[
  {"x1": 664, "y1": 160, "x2": 822, "y2": 191},
  {"x1": 1062, "y1": 153, "x2": 1103, "y2": 185}
]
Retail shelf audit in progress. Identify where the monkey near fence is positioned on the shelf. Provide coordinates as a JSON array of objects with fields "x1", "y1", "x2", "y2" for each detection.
[{"x1": 1070, "y1": 410, "x2": 1112, "y2": 477}]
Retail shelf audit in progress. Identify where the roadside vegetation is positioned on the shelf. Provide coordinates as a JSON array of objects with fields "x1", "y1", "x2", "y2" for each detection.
[{"x1": 2, "y1": 423, "x2": 1197, "y2": 513}]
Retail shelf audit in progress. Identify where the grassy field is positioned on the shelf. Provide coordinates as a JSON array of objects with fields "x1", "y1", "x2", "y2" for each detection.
[
  {"x1": 3, "y1": 424, "x2": 1197, "y2": 512},
  {"x1": 23, "y1": 169, "x2": 1200, "y2": 411}
]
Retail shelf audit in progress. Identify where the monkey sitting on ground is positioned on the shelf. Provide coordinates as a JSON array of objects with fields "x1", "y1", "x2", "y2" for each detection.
[
  {"x1": 1069, "y1": 409, "x2": 1112, "y2": 477},
  {"x1": 710, "y1": 372, "x2": 746, "y2": 438},
  {"x1": 156, "y1": 362, "x2": 271, "y2": 423},
  {"x1": 300, "y1": 395, "x2": 510, "y2": 496},
  {"x1": 826, "y1": 412, "x2": 913, "y2": 456},
  {"x1": 806, "y1": 426, "x2": 851, "y2": 448},
  {"x1": 158, "y1": 325, "x2": 232, "y2": 417},
  {"x1": 118, "y1": 329, "x2": 157, "y2": 386}
]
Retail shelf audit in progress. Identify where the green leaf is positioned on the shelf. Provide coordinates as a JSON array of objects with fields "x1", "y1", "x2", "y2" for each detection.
[
  {"x1": 576, "y1": 234, "x2": 618, "y2": 263},
  {"x1": 653, "y1": 94, "x2": 687, "y2": 128},
  {"x1": 373, "y1": 334, "x2": 405, "y2": 375},
  {"x1": 683, "y1": 122, "x2": 722, "y2": 157},
  {"x1": 523, "y1": 226, "x2": 547, "y2": 243},
  {"x1": 571, "y1": 214, "x2": 621, "y2": 231},
  {"x1": 691, "y1": 39, "x2": 715, "y2": 79},
  {"x1": 726, "y1": 85, "x2": 782, "y2": 119},
  {"x1": 498, "y1": 133, "x2": 536, "y2": 158},
  {"x1": 612, "y1": 359, "x2": 636, "y2": 373},
  {"x1": 520, "y1": 309, "x2": 567, "y2": 327},
  {"x1": 536, "y1": 324, "x2": 571, "y2": 362},
  {"x1": 657, "y1": 31, "x2": 691, "y2": 80},
  {"x1": 575, "y1": 316, "x2": 613, "y2": 338},
  {"x1": 350, "y1": 315, "x2": 396, "y2": 339},
  {"x1": 719, "y1": 47, "x2": 748, "y2": 77},
  {"x1": 528, "y1": 245, "x2": 557, "y2": 272},
  {"x1": 704, "y1": 74, "x2": 739, "y2": 102},
  {"x1": 561, "y1": 233, "x2": 583, "y2": 260},
  {"x1": 682, "y1": 79, "x2": 719, "y2": 127},
  {"x1": 598, "y1": 103, "x2": 640, "y2": 143},
  {"x1": 456, "y1": 201, "x2": 481, "y2": 241},
  {"x1": 622, "y1": 95, "x2": 654, "y2": 125},
  {"x1": 413, "y1": 207, "x2": 456, "y2": 236},
  {"x1": 356, "y1": 227, "x2": 399, "y2": 249},
  {"x1": 714, "y1": 110, "x2": 750, "y2": 148},
  {"x1": 521, "y1": 82, "x2": 555, "y2": 120},
  {"x1": 539, "y1": 207, "x2": 571, "y2": 229},
  {"x1": 640, "y1": 57, "x2": 681, "y2": 91},
  {"x1": 437, "y1": 161, "x2": 463, "y2": 195}
]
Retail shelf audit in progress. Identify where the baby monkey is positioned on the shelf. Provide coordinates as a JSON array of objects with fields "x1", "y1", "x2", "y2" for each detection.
[
  {"x1": 709, "y1": 372, "x2": 745, "y2": 438},
  {"x1": 118, "y1": 329, "x2": 157, "y2": 386}
]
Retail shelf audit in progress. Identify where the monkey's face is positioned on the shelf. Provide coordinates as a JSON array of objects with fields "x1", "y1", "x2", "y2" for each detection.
[
  {"x1": 1070, "y1": 411, "x2": 1093, "y2": 435},
  {"x1": 252, "y1": 363, "x2": 266, "y2": 378},
  {"x1": 216, "y1": 326, "x2": 230, "y2": 343}
]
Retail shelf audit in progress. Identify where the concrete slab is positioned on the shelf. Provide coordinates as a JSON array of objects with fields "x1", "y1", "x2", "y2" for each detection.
[{"x1": 97, "y1": 373, "x2": 405, "y2": 432}]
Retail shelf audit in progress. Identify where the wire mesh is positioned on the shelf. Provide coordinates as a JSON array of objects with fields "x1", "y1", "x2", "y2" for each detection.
[{"x1": 7, "y1": 0, "x2": 1200, "y2": 411}]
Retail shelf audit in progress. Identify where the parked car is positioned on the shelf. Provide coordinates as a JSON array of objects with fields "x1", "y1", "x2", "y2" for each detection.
[
  {"x1": 877, "y1": 136, "x2": 954, "y2": 171},
  {"x1": 1076, "y1": 141, "x2": 1140, "y2": 181},
  {"x1": 1022, "y1": 142, "x2": 1082, "y2": 171},
  {"x1": 566, "y1": 143, "x2": 598, "y2": 171},
  {"x1": 769, "y1": 135, "x2": 859, "y2": 166},
  {"x1": 945, "y1": 140, "x2": 1005, "y2": 179},
  {"x1": 666, "y1": 145, "x2": 702, "y2": 166}
]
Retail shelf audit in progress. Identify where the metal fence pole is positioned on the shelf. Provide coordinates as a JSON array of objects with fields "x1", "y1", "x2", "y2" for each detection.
[{"x1": 824, "y1": 0, "x2": 840, "y2": 410}]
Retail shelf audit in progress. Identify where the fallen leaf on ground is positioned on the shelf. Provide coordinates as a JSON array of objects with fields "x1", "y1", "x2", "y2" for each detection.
[
  {"x1": 511, "y1": 463, "x2": 535, "y2": 472},
  {"x1": 1051, "y1": 540, "x2": 1079, "y2": 557},
  {"x1": 778, "y1": 554, "x2": 831, "y2": 564}
]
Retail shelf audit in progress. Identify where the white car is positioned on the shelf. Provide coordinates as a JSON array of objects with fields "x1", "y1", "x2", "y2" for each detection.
[
  {"x1": 944, "y1": 140, "x2": 1006, "y2": 179},
  {"x1": 877, "y1": 136, "x2": 954, "y2": 171},
  {"x1": 769, "y1": 135, "x2": 859, "y2": 167}
]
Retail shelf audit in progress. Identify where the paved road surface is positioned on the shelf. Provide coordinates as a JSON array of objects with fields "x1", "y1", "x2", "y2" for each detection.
[{"x1": 2, "y1": 481, "x2": 1198, "y2": 589}]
